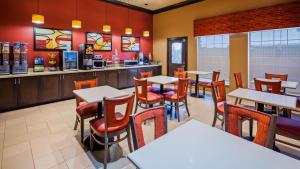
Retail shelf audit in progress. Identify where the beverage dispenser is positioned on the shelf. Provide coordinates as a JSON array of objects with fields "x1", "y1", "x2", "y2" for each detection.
[
  {"x1": 12, "y1": 42, "x2": 28, "y2": 74},
  {"x1": 0, "y1": 42, "x2": 11, "y2": 74},
  {"x1": 78, "y1": 44, "x2": 93, "y2": 70}
]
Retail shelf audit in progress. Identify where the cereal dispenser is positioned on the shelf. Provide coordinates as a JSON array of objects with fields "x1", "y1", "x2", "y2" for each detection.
[{"x1": 0, "y1": 42, "x2": 11, "y2": 74}]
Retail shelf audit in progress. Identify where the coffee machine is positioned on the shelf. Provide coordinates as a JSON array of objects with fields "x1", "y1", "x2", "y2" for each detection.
[
  {"x1": 0, "y1": 42, "x2": 10, "y2": 74},
  {"x1": 12, "y1": 42, "x2": 28, "y2": 74},
  {"x1": 78, "y1": 44, "x2": 93, "y2": 70}
]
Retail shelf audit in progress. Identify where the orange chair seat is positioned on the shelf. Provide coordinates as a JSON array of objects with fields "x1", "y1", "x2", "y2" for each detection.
[
  {"x1": 199, "y1": 82, "x2": 211, "y2": 87},
  {"x1": 163, "y1": 91, "x2": 184, "y2": 101},
  {"x1": 276, "y1": 116, "x2": 300, "y2": 137},
  {"x1": 76, "y1": 103, "x2": 98, "y2": 117},
  {"x1": 90, "y1": 113, "x2": 126, "y2": 133},
  {"x1": 217, "y1": 104, "x2": 225, "y2": 113},
  {"x1": 139, "y1": 92, "x2": 163, "y2": 104}
]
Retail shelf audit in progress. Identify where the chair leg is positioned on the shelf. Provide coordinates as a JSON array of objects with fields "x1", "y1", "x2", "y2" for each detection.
[
  {"x1": 239, "y1": 99, "x2": 242, "y2": 105},
  {"x1": 127, "y1": 127, "x2": 133, "y2": 153},
  {"x1": 134, "y1": 101, "x2": 138, "y2": 114},
  {"x1": 203, "y1": 87, "x2": 206, "y2": 96},
  {"x1": 176, "y1": 102, "x2": 180, "y2": 122},
  {"x1": 90, "y1": 129, "x2": 94, "y2": 152},
  {"x1": 249, "y1": 119, "x2": 253, "y2": 138},
  {"x1": 221, "y1": 116, "x2": 224, "y2": 127},
  {"x1": 185, "y1": 98, "x2": 190, "y2": 117},
  {"x1": 80, "y1": 117, "x2": 84, "y2": 143},
  {"x1": 74, "y1": 116, "x2": 79, "y2": 130},
  {"x1": 212, "y1": 111, "x2": 218, "y2": 127},
  {"x1": 234, "y1": 98, "x2": 239, "y2": 105},
  {"x1": 104, "y1": 136, "x2": 109, "y2": 169}
]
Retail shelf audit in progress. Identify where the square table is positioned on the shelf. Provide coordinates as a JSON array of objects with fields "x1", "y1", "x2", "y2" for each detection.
[
  {"x1": 253, "y1": 78, "x2": 299, "y2": 89},
  {"x1": 186, "y1": 70, "x2": 211, "y2": 98},
  {"x1": 146, "y1": 75, "x2": 178, "y2": 94},
  {"x1": 128, "y1": 119, "x2": 300, "y2": 169}
]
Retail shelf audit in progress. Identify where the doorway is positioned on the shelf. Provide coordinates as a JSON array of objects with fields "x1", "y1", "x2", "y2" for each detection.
[{"x1": 167, "y1": 37, "x2": 188, "y2": 76}]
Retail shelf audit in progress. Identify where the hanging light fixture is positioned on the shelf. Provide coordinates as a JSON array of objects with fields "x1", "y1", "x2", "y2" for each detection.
[
  {"x1": 72, "y1": 0, "x2": 81, "y2": 29},
  {"x1": 143, "y1": 31, "x2": 150, "y2": 37},
  {"x1": 103, "y1": 2, "x2": 111, "y2": 33},
  {"x1": 32, "y1": 0, "x2": 44, "y2": 24},
  {"x1": 125, "y1": 0, "x2": 132, "y2": 35}
]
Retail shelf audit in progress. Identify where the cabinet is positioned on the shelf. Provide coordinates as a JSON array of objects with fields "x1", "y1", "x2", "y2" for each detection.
[
  {"x1": 105, "y1": 70, "x2": 119, "y2": 88},
  {"x1": 0, "y1": 78, "x2": 17, "y2": 111},
  {"x1": 94, "y1": 71, "x2": 106, "y2": 86},
  {"x1": 18, "y1": 77, "x2": 39, "y2": 106},
  {"x1": 128, "y1": 68, "x2": 138, "y2": 87},
  {"x1": 118, "y1": 69, "x2": 129, "y2": 89},
  {"x1": 39, "y1": 75, "x2": 61, "y2": 103}
]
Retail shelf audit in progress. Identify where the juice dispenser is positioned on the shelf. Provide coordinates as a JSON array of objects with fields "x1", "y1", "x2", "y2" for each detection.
[
  {"x1": 78, "y1": 44, "x2": 93, "y2": 70},
  {"x1": 0, "y1": 42, "x2": 11, "y2": 74},
  {"x1": 12, "y1": 42, "x2": 28, "y2": 74}
]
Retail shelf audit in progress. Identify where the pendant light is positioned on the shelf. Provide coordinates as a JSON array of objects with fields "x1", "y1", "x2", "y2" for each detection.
[
  {"x1": 143, "y1": 31, "x2": 150, "y2": 37},
  {"x1": 103, "y1": 2, "x2": 111, "y2": 33},
  {"x1": 72, "y1": 0, "x2": 81, "y2": 29},
  {"x1": 125, "y1": 0, "x2": 132, "y2": 35},
  {"x1": 32, "y1": 0, "x2": 44, "y2": 24}
]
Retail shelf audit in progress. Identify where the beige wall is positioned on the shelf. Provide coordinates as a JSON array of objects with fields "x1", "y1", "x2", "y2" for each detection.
[{"x1": 153, "y1": 0, "x2": 296, "y2": 90}]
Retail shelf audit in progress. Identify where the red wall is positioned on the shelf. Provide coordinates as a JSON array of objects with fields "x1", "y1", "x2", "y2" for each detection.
[{"x1": 0, "y1": 0, "x2": 153, "y2": 67}]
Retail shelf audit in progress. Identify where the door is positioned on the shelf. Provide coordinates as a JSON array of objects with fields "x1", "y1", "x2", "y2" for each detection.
[
  {"x1": 0, "y1": 78, "x2": 18, "y2": 111},
  {"x1": 167, "y1": 37, "x2": 187, "y2": 76},
  {"x1": 18, "y1": 77, "x2": 39, "y2": 106}
]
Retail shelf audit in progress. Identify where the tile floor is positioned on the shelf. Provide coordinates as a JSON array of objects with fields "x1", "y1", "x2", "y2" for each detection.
[{"x1": 0, "y1": 87, "x2": 300, "y2": 169}]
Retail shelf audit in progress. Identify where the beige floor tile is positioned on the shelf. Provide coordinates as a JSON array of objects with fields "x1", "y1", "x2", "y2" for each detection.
[
  {"x1": 66, "y1": 152, "x2": 94, "y2": 169},
  {"x1": 34, "y1": 151, "x2": 64, "y2": 169},
  {"x1": 31, "y1": 137, "x2": 57, "y2": 159},
  {"x1": 49, "y1": 162, "x2": 69, "y2": 169},
  {"x1": 60, "y1": 143, "x2": 85, "y2": 161},
  {"x1": 4, "y1": 132, "x2": 29, "y2": 147},
  {"x1": 3, "y1": 141, "x2": 30, "y2": 159},
  {"x1": 2, "y1": 150, "x2": 34, "y2": 169}
]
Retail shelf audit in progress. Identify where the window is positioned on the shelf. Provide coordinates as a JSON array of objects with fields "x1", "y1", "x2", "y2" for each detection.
[
  {"x1": 249, "y1": 27, "x2": 300, "y2": 93},
  {"x1": 171, "y1": 42, "x2": 183, "y2": 64},
  {"x1": 197, "y1": 34, "x2": 230, "y2": 82}
]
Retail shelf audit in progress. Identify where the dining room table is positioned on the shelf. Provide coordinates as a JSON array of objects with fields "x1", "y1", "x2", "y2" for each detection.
[
  {"x1": 145, "y1": 75, "x2": 178, "y2": 94},
  {"x1": 73, "y1": 85, "x2": 129, "y2": 149},
  {"x1": 127, "y1": 119, "x2": 300, "y2": 169},
  {"x1": 251, "y1": 78, "x2": 299, "y2": 89},
  {"x1": 186, "y1": 70, "x2": 212, "y2": 98}
]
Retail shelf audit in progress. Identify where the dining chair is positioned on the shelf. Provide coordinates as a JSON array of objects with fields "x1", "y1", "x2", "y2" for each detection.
[
  {"x1": 224, "y1": 103, "x2": 277, "y2": 149},
  {"x1": 163, "y1": 78, "x2": 190, "y2": 122},
  {"x1": 198, "y1": 71, "x2": 220, "y2": 96},
  {"x1": 89, "y1": 94, "x2": 134, "y2": 169},
  {"x1": 265, "y1": 73, "x2": 288, "y2": 93},
  {"x1": 140, "y1": 71, "x2": 160, "y2": 93},
  {"x1": 166, "y1": 71, "x2": 188, "y2": 92},
  {"x1": 276, "y1": 116, "x2": 300, "y2": 149},
  {"x1": 130, "y1": 106, "x2": 168, "y2": 150},
  {"x1": 177, "y1": 67, "x2": 185, "y2": 72},
  {"x1": 133, "y1": 77, "x2": 164, "y2": 114},
  {"x1": 74, "y1": 79, "x2": 98, "y2": 143},
  {"x1": 211, "y1": 80, "x2": 226, "y2": 127},
  {"x1": 234, "y1": 72, "x2": 244, "y2": 105},
  {"x1": 254, "y1": 78, "x2": 282, "y2": 114}
]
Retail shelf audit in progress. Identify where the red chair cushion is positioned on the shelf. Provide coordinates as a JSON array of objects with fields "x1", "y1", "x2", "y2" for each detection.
[
  {"x1": 217, "y1": 104, "x2": 224, "y2": 114},
  {"x1": 199, "y1": 82, "x2": 211, "y2": 87},
  {"x1": 139, "y1": 92, "x2": 163, "y2": 104},
  {"x1": 76, "y1": 103, "x2": 97, "y2": 117},
  {"x1": 163, "y1": 91, "x2": 184, "y2": 101},
  {"x1": 276, "y1": 117, "x2": 300, "y2": 137},
  {"x1": 89, "y1": 113, "x2": 127, "y2": 133}
]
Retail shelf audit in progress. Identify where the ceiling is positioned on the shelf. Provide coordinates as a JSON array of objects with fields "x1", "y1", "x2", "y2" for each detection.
[
  {"x1": 104, "y1": 0, "x2": 204, "y2": 14},
  {"x1": 117, "y1": 0, "x2": 188, "y2": 11}
]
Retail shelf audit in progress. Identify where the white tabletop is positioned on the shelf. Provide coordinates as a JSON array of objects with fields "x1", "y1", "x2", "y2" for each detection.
[
  {"x1": 73, "y1": 85, "x2": 128, "y2": 104},
  {"x1": 228, "y1": 88, "x2": 297, "y2": 110},
  {"x1": 146, "y1": 76, "x2": 178, "y2": 85},
  {"x1": 128, "y1": 120, "x2": 300, "y2": 169},
  {"x1": 252, "y1": 78, "x2": 299, "y2": 89},
  {"x1": 186, "y1": 70, "x2": 211, "y2": 75}
]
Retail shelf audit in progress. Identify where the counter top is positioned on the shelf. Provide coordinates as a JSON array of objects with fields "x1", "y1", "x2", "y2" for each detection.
[{"x1": 0, "y1": 64, "x2": 161, "y2": 79}]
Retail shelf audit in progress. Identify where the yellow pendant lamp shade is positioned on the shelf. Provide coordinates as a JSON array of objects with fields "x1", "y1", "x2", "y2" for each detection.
[
  {"x1": 72, "y1": 20, "x2": 82, "y2": 29},
  {"x1": 125, "y1": 27, "x2": 132, "y2": 35},
  {"x1": 103, "y1": 25, "x2": 111, "y2": 33},
  {"x1": 32, "y1": 14, "x2": 44, "y2": 24},
  {"x1": 143, "y1": 31, "x2": 150, "y2": 37}
]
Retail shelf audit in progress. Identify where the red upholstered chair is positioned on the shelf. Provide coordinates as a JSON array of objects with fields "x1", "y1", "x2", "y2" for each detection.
[
  {"x1": 163, "y1": 78, "x2": 190, "y2": 122},
  {"x1": 276, "y1": 116, "x2": 300, "y2": 148},
  {"x1": 130, "y1": 106, "x2": 168, "y2": 150},
  {"x1": 265, "y1": 73, "x2": 288, "y2": 93},
  {"x1": 177, "y1": 67, "x2": 185, "y2": 72},
  {"x1": 198, "y1": 71, "x2": 220, "y2": 96},
  {"x1": 211, "y1": 80, "x2": 226, "y2": 127},
  {"x1": 74, "y1": 79, "x2": 98, "y2": 143},
  {"x1": 166, "y1": 71, "x2": 188, "y2": 92},
  {"x1": 234, "y1": 72, "x2": 244, "y2": 105},
  {"x1": 133, "y1": 78, "x2": 164, "y2": 114},
  {"x1": 224, "y1": 104, "x2": 276, "y2": 149},
  {"x1": 140, "y1": 71, "x2": 160, "y2": 93},
  {"x1": 89, "y1": 94, "x2": 134, "y2": 169}
]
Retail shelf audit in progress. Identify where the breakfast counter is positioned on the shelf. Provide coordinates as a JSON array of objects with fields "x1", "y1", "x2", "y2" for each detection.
[{"x1": 0, "y1": 64, "x2": 161, "y2": 112}]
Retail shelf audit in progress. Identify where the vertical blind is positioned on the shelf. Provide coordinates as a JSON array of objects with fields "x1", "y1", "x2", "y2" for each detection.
[
  {"x1": 249, "y1": 27, "x2": 300, "y2": 93},
  {"x1": 197, "y1": 34, "x2": 230, "y2": 82}
]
